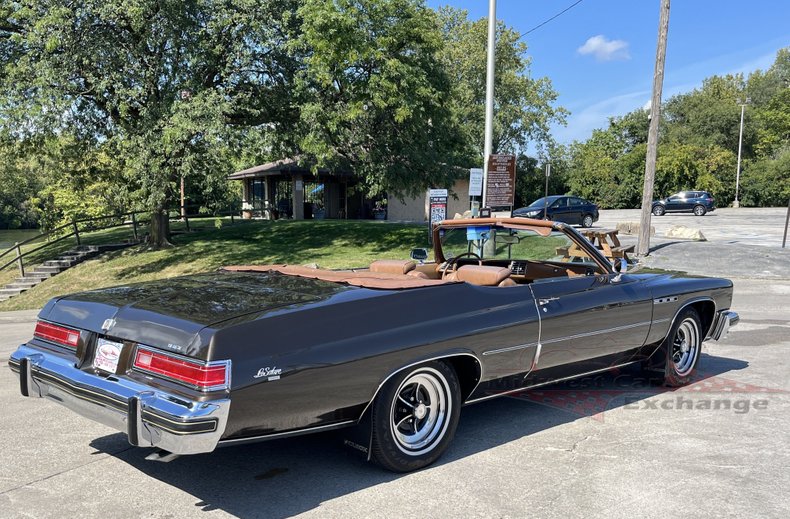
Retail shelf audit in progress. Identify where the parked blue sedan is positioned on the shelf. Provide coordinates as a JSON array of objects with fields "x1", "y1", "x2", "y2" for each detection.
[{"x1": 512, "y1": 196, "x2": 600, "y2": 227}]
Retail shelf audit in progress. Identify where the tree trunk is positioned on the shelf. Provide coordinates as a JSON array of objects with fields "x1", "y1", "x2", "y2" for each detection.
[{"x1": 149, "y1": 207, "x2": 173, "y2": 248}]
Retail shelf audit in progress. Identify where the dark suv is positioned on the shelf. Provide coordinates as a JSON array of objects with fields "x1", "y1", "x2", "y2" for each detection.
[
  {"x1": 652, "y1": 191, "x2": 716, "y2": 216},
  {"x1": 512, "y1": 196, "x2": 599, "y2": 227}
]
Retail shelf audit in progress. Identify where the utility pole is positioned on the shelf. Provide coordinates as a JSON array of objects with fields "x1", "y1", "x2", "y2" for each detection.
[
  {"x1": 482, "y1": 0, "x2": 496, "y2": 209},
  {"x1": 733, "y1": 98, "x2": 750, "y2": 208},
  {"x1": 637, "y1": 0, "x2": 671, "y2": 258},
  {"x1": 544, "y1": 163, "x2": 551, "y2": 218}
]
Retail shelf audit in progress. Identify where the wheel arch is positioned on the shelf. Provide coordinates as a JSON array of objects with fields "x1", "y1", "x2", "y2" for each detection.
[
  {"x1": 357, "y1": 352, "x2": 482, "y2": 422},
  {"x1": 667, "y1": 297, "x2": 717, "y2": 341}
]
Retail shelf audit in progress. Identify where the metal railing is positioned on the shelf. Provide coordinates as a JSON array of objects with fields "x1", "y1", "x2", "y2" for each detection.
[{"x1": 0, "y1": 205, "x2": 241, "y2": 278}]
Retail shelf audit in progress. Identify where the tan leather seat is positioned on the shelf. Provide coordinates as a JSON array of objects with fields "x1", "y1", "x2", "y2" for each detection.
[
  {"x1": 453, "y1": 265, "x2": 512, "y2": 286},
  {"x1": 407, "y1": 270, "x2": 429, "y2": 279},
  {"x1": 369, "y1": 259, "x2": 416, "y2": 275},
  {"x1": 498, "y1": 277, "x2": 517, "y2": 287}
]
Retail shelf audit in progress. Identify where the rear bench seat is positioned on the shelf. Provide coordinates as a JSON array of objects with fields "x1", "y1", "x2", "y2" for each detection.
[{"x1": 369, "y1": 259, "x2": 429, "y2": 279}]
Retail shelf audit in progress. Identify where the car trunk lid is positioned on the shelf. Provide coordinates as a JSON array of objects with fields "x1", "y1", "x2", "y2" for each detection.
[{"x1": 39, "y1": 271, "x2": 352, "y2": 359}]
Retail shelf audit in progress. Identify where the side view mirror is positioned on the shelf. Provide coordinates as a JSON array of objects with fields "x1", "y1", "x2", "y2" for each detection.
[{"x1": 410, "y1": 248, "x2": 429, "y2": 263}]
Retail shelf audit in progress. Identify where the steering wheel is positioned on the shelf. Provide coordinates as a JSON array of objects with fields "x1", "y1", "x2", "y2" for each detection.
[{"x1": 441, "y1": 252, "x2": 482, "y2": 279}]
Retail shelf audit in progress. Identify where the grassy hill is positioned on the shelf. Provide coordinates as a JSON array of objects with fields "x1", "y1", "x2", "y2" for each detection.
[{"x1": 0, "y1": 220, "x2": 428, "y2": 311}]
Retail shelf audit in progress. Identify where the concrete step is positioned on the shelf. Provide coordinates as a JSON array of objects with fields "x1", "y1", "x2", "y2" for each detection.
[
  {"x1": 0, "y1": 287, "x2": 26, "y2": 296},
  {"x1": 26, "y1": 271, "x2": 53, "y2": 279},
  {"x1": 7, "y1": 280, "x2": 41, "y2": 290},
  {"x1": 15, "y1": 275, "x2": 48, "y2": 283},
  {"x1": 32, "y1": 266, "x2": 65, "y2": 274},
  {"x1": 43, "y1": 260, "x2": 76, "y2": 267}
]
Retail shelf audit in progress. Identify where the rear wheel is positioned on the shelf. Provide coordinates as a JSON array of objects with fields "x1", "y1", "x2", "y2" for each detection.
[
  {"x1": 652, "y1": 205, "x2": 665, "y2": 216},
  {"x1": 581, "y1": 214, "x2": 594, "y2": 228},
  {"x1": 693, "y1": 204, "x2": 707, "y2": 216},
  {"x1": 370, "y1": 361, "x2": 461, "y2": 472}
]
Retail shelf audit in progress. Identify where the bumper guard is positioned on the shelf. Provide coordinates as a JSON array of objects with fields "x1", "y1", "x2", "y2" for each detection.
[{"x1": 711, "y1": 310, "x2": 739, "y2": 341}]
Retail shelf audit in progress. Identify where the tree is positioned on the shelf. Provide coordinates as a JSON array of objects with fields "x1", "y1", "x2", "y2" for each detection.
[
  {"x1": 1, "y1": 0, "x2": 300, "y2": 246},
  {"x1": 565, "y1": 47, "x2": 789, "y2": 208},
  {"x1": 436, "y1": 6, "x2": 567, "y2": 159},
  {"x1": 293, "y1": 0, "x2": 468, "y2": 197}
]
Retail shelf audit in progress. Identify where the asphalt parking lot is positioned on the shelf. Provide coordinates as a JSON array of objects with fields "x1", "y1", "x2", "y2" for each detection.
[{"x1": 0, "y1": 209, "x2": 788, "y2": 519}]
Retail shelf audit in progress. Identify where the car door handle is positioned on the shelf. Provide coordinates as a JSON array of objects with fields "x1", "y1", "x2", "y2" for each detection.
[{"x1": 538, "y1": 297, "x2": 560, "y2": 306}]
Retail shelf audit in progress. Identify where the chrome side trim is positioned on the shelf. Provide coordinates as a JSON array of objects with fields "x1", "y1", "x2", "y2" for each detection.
[
  {"x1": 654, "y1": 296, "x2": 679, "y2": 304},
  {"x1": 483, "y1": 321, "x2": 655, "y2": 357},
  {"x1": 483, "y1": 342, "x2": 538, "y2": 356},
  {"x1": 218, "y1": 420, "x2": 357, "y2": 446},
  {"x1": 465, "y1": 360, "x2": 640, "y2": 405},
  {"x1": 357, "y1": 352, "x2": 484, "y2": 420},
  {"x1": 540, "y1": 321, "x2": 653, "y2": 347},
  {"x1": 530, "y1": 343, "x2": 542, "y2": 371}
]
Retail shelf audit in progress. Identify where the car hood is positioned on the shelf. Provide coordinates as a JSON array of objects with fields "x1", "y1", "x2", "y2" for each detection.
[{"x1": 39, "y1": 271, "x2": 354, "y2": 358}]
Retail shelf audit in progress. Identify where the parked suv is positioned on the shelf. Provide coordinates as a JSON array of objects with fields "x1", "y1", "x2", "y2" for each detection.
[
  {"x1": 512, "y1": 195, "x2": 599, "y2": 227},
  {"x1": 652, "y1": 191, "x2": 716, "y2": 216}
]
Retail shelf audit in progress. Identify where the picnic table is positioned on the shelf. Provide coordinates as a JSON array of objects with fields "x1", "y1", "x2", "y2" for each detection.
[{"x1": 580, "y1": 228, "x2": 634, "y2": 261}]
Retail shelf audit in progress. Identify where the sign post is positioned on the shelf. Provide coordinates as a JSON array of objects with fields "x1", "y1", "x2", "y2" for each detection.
[
  {"x1": 469, "y1": 168, "x2": 483, "y2": 217},
  {"x1": 428, "y1": 188, "x2": 448, "y2": 245}
]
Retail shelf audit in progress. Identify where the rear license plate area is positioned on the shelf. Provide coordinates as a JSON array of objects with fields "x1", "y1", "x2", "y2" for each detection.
[{"x1": 93, "y1": 338, "x2": 124, "y2": 374}]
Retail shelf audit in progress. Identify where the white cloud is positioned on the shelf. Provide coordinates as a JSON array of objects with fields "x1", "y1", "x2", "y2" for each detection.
[{"x1": 577, "y1": 35, "x2": 631, "y2": 61}]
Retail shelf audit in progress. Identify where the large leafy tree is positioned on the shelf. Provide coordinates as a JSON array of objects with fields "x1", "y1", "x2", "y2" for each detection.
[
  {"x1": 436, "y1": 6, "x2": 567, "y2": 159},
  {"x1": 1, "y1": 0, "x2": 300, "y2": 246},
  {"x1": 566, "y1": 47, "x2": 789, "y2": 208},
  {"x1": 293, "y1": 0, "x2": 468, "y2": 197}
]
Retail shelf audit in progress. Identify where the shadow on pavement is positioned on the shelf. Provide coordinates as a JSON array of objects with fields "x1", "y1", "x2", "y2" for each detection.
[{"x1": 91, "y1": 354, "x2": 749, "y2": 518}]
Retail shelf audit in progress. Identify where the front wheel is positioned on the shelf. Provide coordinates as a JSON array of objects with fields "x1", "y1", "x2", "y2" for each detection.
[
  {"x1": 581, "y1": 214, "x2": 594, "y2": 228},
  {"x1": 662, "y1": 308, "x2": 703, "y2": 387},
  {"x1": 652, "y1": 205, "x2": 665, "y2": 216},
  {"x1": 693, "y1": 205, "x2": 707, "y2": 216},
  {"x1": 370, "y1": 361, "x2": 461, "y2": 472}
]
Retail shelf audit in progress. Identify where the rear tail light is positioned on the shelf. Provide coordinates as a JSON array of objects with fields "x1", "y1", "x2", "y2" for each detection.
[
  {"x1": 133, "y1": 347, "x2": 230, "y2": 391},
  {"x1": 34, "y1": 321, "x2": 80, "y2": 349}
]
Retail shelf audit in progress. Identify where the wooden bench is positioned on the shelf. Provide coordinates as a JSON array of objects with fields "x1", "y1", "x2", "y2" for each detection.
[{"x1": 611, "y1": 244, "x2": 635, "y2": 261}]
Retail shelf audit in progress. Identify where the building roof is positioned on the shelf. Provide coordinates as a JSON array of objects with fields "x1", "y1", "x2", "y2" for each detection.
[{"x1": 228, "y1": 157, "x2": 344, "y2": 180}]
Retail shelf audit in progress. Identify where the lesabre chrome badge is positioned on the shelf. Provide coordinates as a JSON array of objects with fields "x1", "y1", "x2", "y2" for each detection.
[
  {"x1": 101, "y1": 318, "x2": 116, "y2": 332},
  {"x1": 254, "y1": 367, "x2": 283, "y2": 381}
]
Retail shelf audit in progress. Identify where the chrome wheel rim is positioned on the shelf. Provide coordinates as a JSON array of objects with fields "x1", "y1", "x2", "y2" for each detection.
[
  {"x1": 390, "y1": 368, "x2": 451, "y2": 456},
  {"x1": 653, "y1": 207, "x2": 663, "y2": 215},
  {"x1": 671, "y1": 318, "x2": 700, "y2": 376},
  {"x1": 694, "y1": 206, "x2": 704, "y2": 215},
  {"x1": 583, "y1": 216, "x2": 593, "y2": 227}
]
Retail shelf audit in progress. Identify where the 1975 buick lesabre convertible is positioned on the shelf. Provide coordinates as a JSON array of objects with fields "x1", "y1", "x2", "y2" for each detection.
[{"x1": 9, "y1": 217, "x2": 739, "y2": 472}]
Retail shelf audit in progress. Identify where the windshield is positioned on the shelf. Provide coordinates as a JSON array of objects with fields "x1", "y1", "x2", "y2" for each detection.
[
  {"x1": 440, "y1": 226, "x2": 599, "y2": 265},
  {"x1": 528, "y1": 196, "x2": 560, "y2": 208}
]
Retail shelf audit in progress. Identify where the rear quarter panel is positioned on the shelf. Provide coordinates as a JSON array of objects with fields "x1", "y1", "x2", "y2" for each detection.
[{"x1": 216, "y1": 283, "x2": 541, "y2": 439}]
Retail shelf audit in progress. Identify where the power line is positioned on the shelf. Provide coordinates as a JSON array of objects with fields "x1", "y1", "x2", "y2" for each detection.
[{"x1": 518, "y1": 0, "x2": 585, "y2": 38}]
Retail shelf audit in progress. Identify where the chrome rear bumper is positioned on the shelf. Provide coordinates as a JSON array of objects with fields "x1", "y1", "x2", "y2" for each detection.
[
  {"x1": 8, "y1": 344, "x2": 229, "y2": 455},
  {"x1": 711, "y1": 310, "x2": 739, "y2": 341}
]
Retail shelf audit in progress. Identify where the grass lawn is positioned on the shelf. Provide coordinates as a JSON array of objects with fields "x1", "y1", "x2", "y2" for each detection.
[
  {"x1": 0, "y1": 220, "x2": 429, "y2": 311},
  {"x1": 0, "y1": 217, "x2": 250, "y2": 290}
]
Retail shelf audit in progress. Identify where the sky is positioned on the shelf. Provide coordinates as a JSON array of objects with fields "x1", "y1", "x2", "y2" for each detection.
[{"x1": 426, "y1": 0, "x2": 790, "y2": 146}]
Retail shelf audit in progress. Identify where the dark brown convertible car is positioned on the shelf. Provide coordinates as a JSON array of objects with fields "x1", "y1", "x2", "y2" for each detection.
[{"x1": 9, "y1": 218, "x2": 738, "y2": 472}]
